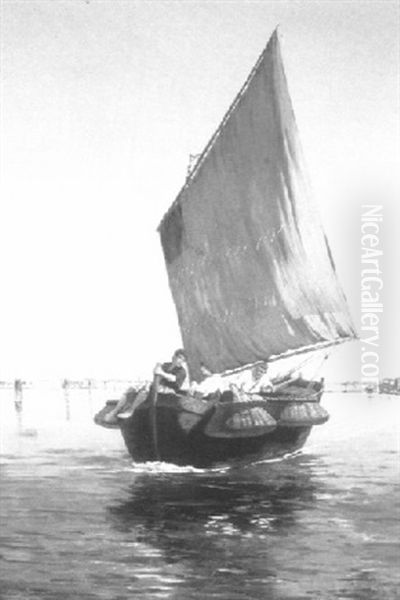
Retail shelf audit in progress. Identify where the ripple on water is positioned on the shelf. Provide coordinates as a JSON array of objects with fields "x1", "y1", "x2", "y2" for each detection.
[{"x1": 0, "y1": 391, "x2": 399, "y2": 599}]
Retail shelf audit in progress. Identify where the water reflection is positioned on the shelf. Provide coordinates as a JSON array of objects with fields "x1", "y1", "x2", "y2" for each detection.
[
  {"x1": 109, "y1": 460, "x2": 317, "y2": 535},
  {"x1": 106, "y1": 457, "x2": 318, "y2": 598},
  {"x1": 11, "y1": 381, "x2": 40, "y2": 439},
  {"x1": 62, "y1": 380, "x2": 71, "y2": 422}
]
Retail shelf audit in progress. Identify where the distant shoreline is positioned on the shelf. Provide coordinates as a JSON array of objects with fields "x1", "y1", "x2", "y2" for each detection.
[{"x1": 1, "y1": 377, "x2": 399, "y2": 395}]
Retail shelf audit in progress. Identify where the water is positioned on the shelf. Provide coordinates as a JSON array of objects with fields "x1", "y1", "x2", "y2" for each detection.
[{"x1": 0, "y1": 387, "x2": 399, "y2": 599}]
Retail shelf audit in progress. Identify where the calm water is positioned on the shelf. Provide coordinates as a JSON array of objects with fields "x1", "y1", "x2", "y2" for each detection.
[{"x1": 0, "y1": 387, "x2": 399, "y2": 600}]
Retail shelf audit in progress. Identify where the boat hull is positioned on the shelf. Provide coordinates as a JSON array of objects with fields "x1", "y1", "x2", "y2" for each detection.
[
  {"x1": 115, "y1": 384, "x2": 325, "y2": 468},
  {"x1": 93, "y1": 380, "x2": 327, "y2": 469},
  {"x1": 119, "y1": 406, "x2": 313, "y2": 468}
]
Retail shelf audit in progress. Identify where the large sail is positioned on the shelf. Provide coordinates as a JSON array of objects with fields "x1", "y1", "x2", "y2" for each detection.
[{"x1": 159, "y1": 29, "x2": 356, "y2": 380}]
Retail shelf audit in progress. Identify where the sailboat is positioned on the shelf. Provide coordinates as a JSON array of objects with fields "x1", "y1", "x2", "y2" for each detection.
[{"x1": 95, "y1": 29, "x2": 356, "y2": 468}]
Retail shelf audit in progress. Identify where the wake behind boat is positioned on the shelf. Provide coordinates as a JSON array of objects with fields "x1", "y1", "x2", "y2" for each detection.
[{"x1": 95, "y1": 29, "x2": 356, "y2": 468}]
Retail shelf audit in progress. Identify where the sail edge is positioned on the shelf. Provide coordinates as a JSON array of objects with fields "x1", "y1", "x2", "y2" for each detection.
[
  {"x1": 157, "y1": 28, "x2": 280, "y2": 233},
  {"x1": 219, "y1": 336, "x2": 358, "y2": 377}
]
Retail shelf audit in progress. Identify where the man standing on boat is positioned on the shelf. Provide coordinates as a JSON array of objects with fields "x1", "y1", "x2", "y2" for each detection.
[
  {"x1": 154, "y1": 348, "x2": 188, "y2": 394},
  {"x1": 103, "y1": 349, "x2": 188, "y2": 423}
]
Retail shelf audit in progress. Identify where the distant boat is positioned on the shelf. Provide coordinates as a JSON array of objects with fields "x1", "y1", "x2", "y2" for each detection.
[
  {"x1": 95, "y1": 29, "x2": 356, "y2": 468},
  {"x1": 379, "y1": 378, "x2": 400, "y2": 395}
]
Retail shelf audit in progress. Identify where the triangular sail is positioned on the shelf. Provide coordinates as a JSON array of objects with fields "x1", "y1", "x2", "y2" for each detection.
[{"x1": 159, "y1": 30, "x2": 356, "y2": 380}]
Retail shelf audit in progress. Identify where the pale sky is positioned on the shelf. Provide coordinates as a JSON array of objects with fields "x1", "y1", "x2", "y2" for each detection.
[{"x1": 0, "y1": 0, "x2": 399, "y2": 381}]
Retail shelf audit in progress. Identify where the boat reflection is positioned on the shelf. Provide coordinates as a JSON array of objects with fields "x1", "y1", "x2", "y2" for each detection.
[
  {"x1": 106, "y1": 456, "x2": 319, "y2": 597},
  {"x1": 108, "y1": 457, "x2": 318, "y2": 534}
]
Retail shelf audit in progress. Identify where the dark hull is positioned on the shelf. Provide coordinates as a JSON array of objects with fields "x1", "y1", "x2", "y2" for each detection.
[
  {"x1": 118, "y1": 388, "x2": 322, "y2": 469},
  {"x1": 120, "y1": 409, "x2": 312, "y2": 469}
]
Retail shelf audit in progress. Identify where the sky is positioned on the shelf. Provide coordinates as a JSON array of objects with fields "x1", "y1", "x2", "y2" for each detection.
[{"x1": 0, "y1": 0, "x2": 399, "y2": 381}]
